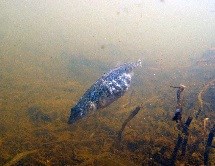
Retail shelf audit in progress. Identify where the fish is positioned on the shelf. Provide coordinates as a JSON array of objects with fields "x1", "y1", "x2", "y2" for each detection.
[{"x1": 68, "y1": 60, "x2": 142, "y2": 124}]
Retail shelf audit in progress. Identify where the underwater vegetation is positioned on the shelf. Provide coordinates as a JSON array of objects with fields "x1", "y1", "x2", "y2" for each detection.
[{"x1": 0, "y1": 52, "x2": 214, "y2": 166}]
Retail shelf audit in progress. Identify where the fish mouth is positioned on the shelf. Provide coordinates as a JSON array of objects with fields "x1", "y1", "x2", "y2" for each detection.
[
  {"x1": 126, "y1": 60, "x2": 142, "y2": 73},
  {"x1": 68, "y1": 115, "x2": 76, "y2": 124},
  {"x1": 68, "y1": 108, "x2": 84, "y2": 124},
  {"x1": 136, "y1": 59, "x2": 142, "y2": 67},
  {"x1": 133, "y1": 59, "x2": 142, "y2": 68}
]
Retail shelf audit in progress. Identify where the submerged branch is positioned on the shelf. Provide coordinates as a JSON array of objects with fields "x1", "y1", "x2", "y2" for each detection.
[
  {"x1": 118, "y1": 106, "x2": 141, "y2": 141},
  {"x1": 204, "y1": 125, "x2": 215, "y2": 166},
  {"x1": 123, "y1": 90, "x2": 135, "y2": 108},
  {"x1": 4, "y1": 150, "x2": 37, "y2": 166},
  {"x1": 170, "y1": 116, "x2": 193, "y2": 165},
  {"x1": 196, "y1": 79, "x2": 215, "y2": 119}
]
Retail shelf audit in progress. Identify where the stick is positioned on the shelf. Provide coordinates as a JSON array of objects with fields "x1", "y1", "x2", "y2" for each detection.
[
  {"x1": 170, "y1": 134, "x2": 183, "y2": 166},
  {"x1": 204, "y1": 125, "x2": 215, "y2": 166},
  {"x1": 123, "y1": 90, "x2": 135, "y2": 108},
  {"x1": 118, "y1": 106, "x2": 141, "y2": 141},
  {"x1": 196, "y1": 79, "x2": 215, "y2": 119},
  {"x1": 4, "y1": 150, "x2": 37, "y2": 166},
  {"x1": 170, "y1": 116, "x2": 193, "y2": 165}
]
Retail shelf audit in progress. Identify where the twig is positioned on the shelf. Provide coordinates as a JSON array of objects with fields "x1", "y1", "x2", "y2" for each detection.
[
  {"x1": 204, "y1": 125, "x2": 215, "y2": 166},
  {"x1": 196, "y1": 79, "x2": 215, "y2": 119},
  {"x1": 170, "y1": 116, "x2": 193, "y2": 165},
  {"x1": 123, "y1": 90, "x2": 135, "y2": 108},
  {"x1": 117, "y1": 106, "x2": 141, "y2": 141},
  {"x1": 4, "y1": 150, "x2": 37, "y2": 166}
]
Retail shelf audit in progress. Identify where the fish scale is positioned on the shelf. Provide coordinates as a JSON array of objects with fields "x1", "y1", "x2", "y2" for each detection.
[{"x1": 68, "y1": 60, "x2": 141, "y2": 124}]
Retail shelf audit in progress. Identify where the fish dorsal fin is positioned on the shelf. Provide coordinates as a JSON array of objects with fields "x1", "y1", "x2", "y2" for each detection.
[{"x1": 115, "y1": 61, "x2": 123, "y2": 68}]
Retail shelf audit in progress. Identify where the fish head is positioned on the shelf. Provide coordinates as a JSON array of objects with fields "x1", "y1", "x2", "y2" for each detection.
[
  {"x1": 121, "y1": 59, "x2": 142, "y2": 74},
  {"x1": 68, "y1": 107, "x2": 86, "y2": 124},
  {"x1": 121, "y1": 65, "x2": 133, "y2": 74}
]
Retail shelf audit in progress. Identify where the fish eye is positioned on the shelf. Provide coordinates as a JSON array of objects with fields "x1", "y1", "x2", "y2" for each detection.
[{"x1": 124, "y1": 67, "x2": 130, "y2": 73}]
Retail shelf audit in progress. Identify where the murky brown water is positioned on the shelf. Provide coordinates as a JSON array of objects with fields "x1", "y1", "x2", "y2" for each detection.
[
  {"x1": 0, "y1": 48, "x2": 214, "y2": 165},
  {"x1": 1, "y1": 1, "x2": 215, "y2": 165}
]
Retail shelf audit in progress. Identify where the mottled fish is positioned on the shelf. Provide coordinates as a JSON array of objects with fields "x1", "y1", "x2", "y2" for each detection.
[{"x1": 68, "y1": 60, "x2": 142, "y2": 124}]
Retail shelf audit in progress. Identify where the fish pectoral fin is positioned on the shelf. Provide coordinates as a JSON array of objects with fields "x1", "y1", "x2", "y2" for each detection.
[
  {"x1": 99, "y1": 98, "x2": 108, "y2": 107},
  {"x1": 88, "y1": 102, "x2": 97, "y2": 111}
]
